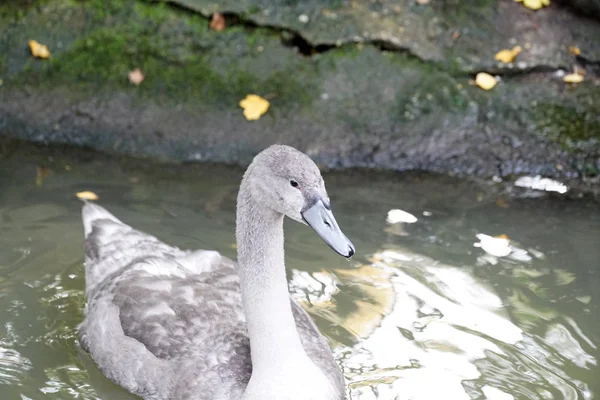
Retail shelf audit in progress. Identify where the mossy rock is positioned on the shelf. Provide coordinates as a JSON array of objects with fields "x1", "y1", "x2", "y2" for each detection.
[{"x1": 0, "y1": 0, "x2": 599, "y2": 179}]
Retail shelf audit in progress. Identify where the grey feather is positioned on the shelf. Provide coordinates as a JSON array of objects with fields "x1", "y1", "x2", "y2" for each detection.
[{"x1": 79, "y1": 203, "x2": 345, "y2": 400}]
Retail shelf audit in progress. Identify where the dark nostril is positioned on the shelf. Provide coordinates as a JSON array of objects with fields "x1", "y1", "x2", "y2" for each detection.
[
  {"x1": 323, "y1": 219, "x2": 331, "y2": 228},
  {"x1": 347, "y1": 246, "x2": 355, "y2": 258}
]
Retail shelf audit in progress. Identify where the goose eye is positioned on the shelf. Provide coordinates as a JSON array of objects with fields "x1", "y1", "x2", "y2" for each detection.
[{"x1": 290, "y1": 180, "x2": 299, "y2": 188}]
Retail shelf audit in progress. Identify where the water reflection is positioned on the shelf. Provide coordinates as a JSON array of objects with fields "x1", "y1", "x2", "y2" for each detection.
[{"x1": 294, "y1": 245, "x2": 598, "y2": 400}]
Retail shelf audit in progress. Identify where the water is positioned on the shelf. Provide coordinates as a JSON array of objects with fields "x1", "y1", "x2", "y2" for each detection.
[{"x1": 0, "y1": 142, "x2": 598, "y2": 400}]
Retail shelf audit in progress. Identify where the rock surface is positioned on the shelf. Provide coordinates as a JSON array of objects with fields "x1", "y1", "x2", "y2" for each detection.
[{"x1": 0, "y1": 0, "x2": 599, "y2": 179}]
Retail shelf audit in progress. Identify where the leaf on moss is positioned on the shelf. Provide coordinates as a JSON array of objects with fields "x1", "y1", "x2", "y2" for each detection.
[
  {"x1": 563, "y1": 72, "x2": 584, "y2": 83},
  {"x1": 239, "y1": 94, "x2": 270, "y2": 121},
  {"x1": 76, "y1": 191, "x2": 99, "y2": 201},
  {"x1": 475, "y1": 72, "x2": 497, "y2": 90},
  {"x1": 495, "y1": 46, "x2": 521, "y2": 63},
  {"x1": 29, "y1": 40, "x2": 51, "y2": 59},
  {"x1": 569, "y1": 46, "x2": 581, "y2": 56},
  {"x1": 128, "y1": 68, "x2": 144, "y2": 85},
  {"x1": 210, "y1": 13, "x2": 225, "y2": 32}
]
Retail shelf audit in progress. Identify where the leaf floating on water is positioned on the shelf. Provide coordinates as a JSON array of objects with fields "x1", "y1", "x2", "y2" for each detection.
[
  {"x1": 239, "y1": 94, "x2": 270, "y2": 121},
  {"x1": 28, "y1": 40, "x2": 51, "y2": 59},
  {"x1": 35, "y1": 166, "x2": 50, "y2": 187},
  {"x1": 563, "y1": 72, "x2": 584, "y2": 84},
  {"x1": 514, "y1": 175, "x2": 568, "y2": 193},
  {"x1": 128, "y1": 68, "x2": 144, "y2": 85},
  {"x1": 210, "y1": 13, "x2": 225, "y2": 31},
  {"x1": 76, "y1": 191, "x2": 99, "y2": 201},
  {"x1": 386, "y1": 209, "x2": 418, "y2": 224},
  {"x1": 569, "y1": 46, "x2": 581, "y2": 56},
  {"x1": 495, "y1": 46, "x2": 521, "y2": 63},
  {"x1": 475, "y1": 72, "x2": 497, "y2": 90}
]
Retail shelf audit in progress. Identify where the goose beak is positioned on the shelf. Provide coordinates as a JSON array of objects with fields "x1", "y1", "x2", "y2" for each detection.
[{"x1": 301, "y1": 199, "x2": 355, "y2": 258}]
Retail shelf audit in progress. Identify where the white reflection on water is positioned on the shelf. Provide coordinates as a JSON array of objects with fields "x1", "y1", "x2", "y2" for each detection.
[{"x1": 293, "y1": 248, "x2": 597, "y2": 400}]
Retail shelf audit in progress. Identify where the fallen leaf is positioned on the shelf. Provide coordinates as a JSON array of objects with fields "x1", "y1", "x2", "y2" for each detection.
[
  {"x1": 35, "y1": 166, "x2": 50, "y2": 187},
  {"x1": 496, "y1": 198, "x2": 509, "y2": 208},
  {"x1": 563, "y1": 72, "x2": 584, "y2": 83},
  {"x1": 451, "y1": 31, "x2": 460, "y2": 40},
  {"x1": 239, "y1": 94, "x2": 270, "y2": 121},
  {"x1": 128, "y1": 68, "x2": 144, "y2": 85},
  {"x1": 76, "y1": 191, "x2": 99, "y2": 201},
  {"x1": 515, "y1": 0, "x2": 550, "y2": 10},
  {"x1": 210, "y1": 13, "x2": 225, "y2": 31},
  {"x1": 29, "y1": 40, "x2": 51, "y2": 59},
  {"x1": 494, "y1": 234, "x2": 510, "y2": 240},
  {"x1": 475, "y1": 72, "x2": 497, "y2": 90},
  {"x1": 569, "y1": 46, "x2": 581, "y2": 56},
  {"x1": 495, "y1": 46, "x2": 521, "y2": 63}
]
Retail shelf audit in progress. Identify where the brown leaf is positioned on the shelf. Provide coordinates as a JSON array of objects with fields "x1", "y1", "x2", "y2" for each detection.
[
  {"x1": 128, "y1": 68, "x2": 144, "y2": 86},
  {"x1": 35, "y1": 166, "x2": 50, "y2": 187},
  {"x1": 210, "y1": 13, "x2": 225, "y2": 32}
]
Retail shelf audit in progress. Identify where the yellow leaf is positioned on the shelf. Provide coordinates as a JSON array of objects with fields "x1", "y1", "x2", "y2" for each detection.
[
  {"x1": 563, "y1": 72, "x2": 584, "y2": 84},
  {"x1": 76, "y1": 191, "x2": 99, "y2": 201},
  {"x1": 475, "y1": 72, "x2": 497, "y2": 90},
  {"x1": 29, "y1": 40, "x2": 51, "y2": 59},
  {"x1": 495, "y1": 46, "x2": 521, "y2": 63},
  {"x1": 239, "y1": 94, "x2": 270, "y2": 121},
  {"x1": 519, "y1": 0, "x2": 550, "y2": 9},
  {"x1": 569, "y1": 46, "x2": 581, "y2": 56},
  {"x1": 494, "y1": 234, "x2": 510, "y2": 240}
]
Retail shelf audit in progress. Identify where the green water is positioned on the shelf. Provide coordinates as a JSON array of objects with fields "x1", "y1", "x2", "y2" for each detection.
[{"x1": 0, "y1": 143, "x2": 598, "y2": 400}]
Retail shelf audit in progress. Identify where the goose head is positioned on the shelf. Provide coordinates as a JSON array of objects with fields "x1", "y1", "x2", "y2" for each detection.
[{"x1": 246, "y1": 145, "x2": 355, "y2": 258}]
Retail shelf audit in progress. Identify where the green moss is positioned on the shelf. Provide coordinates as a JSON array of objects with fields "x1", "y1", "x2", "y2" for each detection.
[
  {"x1": 531, "y1": 104, "x2": 600, "y2": 150},
  {"x1": 0, "y1": 0, "x2": 51, "y2": 20},
  {"x1": 10, "y1": 0, "x2": 315, "y2": 109}
]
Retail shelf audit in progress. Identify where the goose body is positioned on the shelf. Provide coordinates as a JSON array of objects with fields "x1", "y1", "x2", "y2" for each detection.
[{"x1": 78, "y1": 145, "x2": 355, "y2": 400}]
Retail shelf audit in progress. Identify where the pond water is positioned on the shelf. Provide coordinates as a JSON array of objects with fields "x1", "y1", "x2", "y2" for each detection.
[{"x1": 0, "y1": 142, "x2": 598, "y2": 400}]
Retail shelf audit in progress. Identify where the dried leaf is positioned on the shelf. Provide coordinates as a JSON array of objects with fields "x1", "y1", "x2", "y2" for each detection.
[
  {"x1": 563, "y1": 72, "x2": 584, "y2": 84},
  {"x1": 210, "y1": 13, "x2": 225, "y2": 31},
  {"x1": 29, "y1": 40, "x2": 51, "y2": 59},
  {"x1": 76, "y1": 191, "x2": 99, "y2": 201},
  {"x1": 569, "y1": 46, "x2": 581, "y2": 56},
  {"x1": 35, "y1": 166, "x2": 49, "y2": 187},
  {"x1": 239, "y1": 94, "x2": 270, "y2": 121},
  {"x1": 515, "y1": 0, "x2": 550, "y2": 10},
  {"x1": 475, "y1": 72, "x2": 497, "y2": 90},
  {"x1": 496, "y1": 198, "x2": 509, "y2": 208},
  {"x1": 495, "y1": 46, "x2": 521, "y2": 63},
  {"x1": 128, "y1": 68, "x2": 144, "y2": 85}
]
